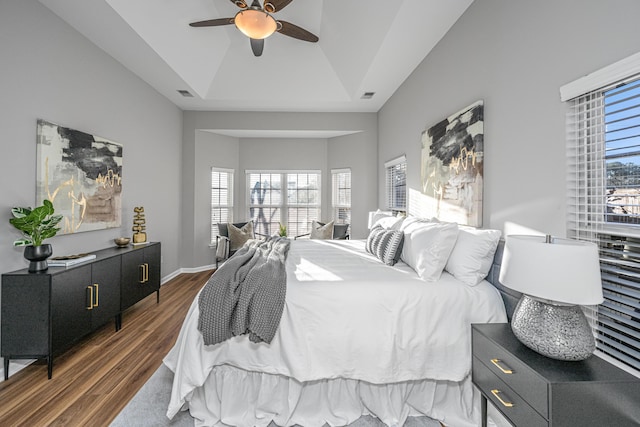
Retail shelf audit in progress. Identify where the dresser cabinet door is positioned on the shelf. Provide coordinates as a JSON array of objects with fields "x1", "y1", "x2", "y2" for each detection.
[
  {"x1": 51, "y1": 266, "x2": 92, "y2": 353},
  {"x1": 1, "y1": 275, "x2": 51, "y2": 356},
  {"x1": 90, "y1": 256, "x2": 121, "y2": 329},
  {"x1": 120, "y1": 244, "x2": 161, "y2": 311}
]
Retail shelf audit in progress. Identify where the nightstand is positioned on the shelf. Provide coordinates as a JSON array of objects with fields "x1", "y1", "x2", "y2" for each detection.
[{"x1": 472, "y1": 323, "x2": 640, "y2": 427}]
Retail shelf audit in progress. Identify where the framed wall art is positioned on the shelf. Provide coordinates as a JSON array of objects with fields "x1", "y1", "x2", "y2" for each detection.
[
  {"x1": 36, "y1": 119, "x2": 123, "y2": 235},
  {"x1": 421, "y1": 100, "x2": 484, "y2": 227}
]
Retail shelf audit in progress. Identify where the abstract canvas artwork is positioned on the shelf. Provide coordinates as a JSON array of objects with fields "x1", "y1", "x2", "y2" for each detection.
[
  {"x1": 36, "y1": 119, "x2": 122, "y2": 235},
  {"x1": 421, "y1": 100, "x2": 484, "y2": 227}
]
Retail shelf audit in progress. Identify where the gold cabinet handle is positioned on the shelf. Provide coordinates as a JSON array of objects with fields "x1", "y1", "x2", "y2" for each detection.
[
  {"x1": 490, "y1": 358, "x2": 513, "y2": 374},
  {"x1": 93, "y1": 284, "x2": 99, "y2": 307},
  {"x1": 491, "y1": 389, "x2": 514, "y2": 408},
  {"x1": 139, "y1": 264, "x2": 145, "y2": 283},
  {"x1": 144, "y1": 263, "x2": 149, "y2": 283},
  {"x1": 86, "y1": 286, "x2": 94, "y2": 310}
]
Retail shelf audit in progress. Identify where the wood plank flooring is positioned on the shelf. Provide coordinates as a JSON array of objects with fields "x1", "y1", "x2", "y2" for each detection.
[{"x1": 0, "y1": 269, "x2": 212, "y2": 427}]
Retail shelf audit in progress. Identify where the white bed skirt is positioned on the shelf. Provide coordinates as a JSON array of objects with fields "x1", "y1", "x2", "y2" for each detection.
[{"x1": 173, "y1": 363, "x2": 481, "y2": 427}]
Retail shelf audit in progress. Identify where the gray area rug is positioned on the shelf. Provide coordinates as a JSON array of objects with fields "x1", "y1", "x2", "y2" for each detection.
[{"x1": 110, "y1": 364, "x2": 442, "y2": 427}]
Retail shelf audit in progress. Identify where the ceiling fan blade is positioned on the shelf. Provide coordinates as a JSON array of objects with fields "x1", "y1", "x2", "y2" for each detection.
[
  {"x1": 277, "y1": 20, "x2": 318, "y2": 42},
  {"x1": 189, "y1": 18, "x2": 234, "y2": 27},
  {"x1": 230, "y1": 0, "x2": 248, "y2": 8},
  {"x1": 250, "y1": 38, "x2": 264, "y2": 56},
  {"x1": 263, "y1": 0, "x2": 293, "y2": 13}
]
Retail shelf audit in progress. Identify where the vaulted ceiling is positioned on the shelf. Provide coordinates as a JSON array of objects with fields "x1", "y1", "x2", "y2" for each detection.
[{"x1": 40, "y1": 0, "x2": 473, "y2": 113}]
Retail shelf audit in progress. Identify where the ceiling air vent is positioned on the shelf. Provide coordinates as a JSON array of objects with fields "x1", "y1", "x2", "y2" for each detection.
[
  {"x1": 361, "y1": 92, "x2": 375, "y2": 99},
  {"x1": 177, "y1": 89, "x2": 193, "y2": 97}
]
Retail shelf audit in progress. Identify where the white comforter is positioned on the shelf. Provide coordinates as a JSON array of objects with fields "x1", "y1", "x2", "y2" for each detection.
[{"x1": 165, "y1": 239, "x2": 507, "y2": 423}]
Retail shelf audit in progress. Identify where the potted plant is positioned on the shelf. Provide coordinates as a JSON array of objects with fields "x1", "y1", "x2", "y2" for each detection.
[
  {"x1": 278, "y1": 222, "x2": 287, "y2": 237},
  {"x1": 10, "y1": 199, "x2": 63, "y2": 272}
]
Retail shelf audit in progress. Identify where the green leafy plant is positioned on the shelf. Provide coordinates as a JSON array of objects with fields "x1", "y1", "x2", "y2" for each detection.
[
  {"x1": 278, "y1": 222, "x2": 287, "y2": 237},
  {"x1": 10, "y1": 199, "x2": 63, "y2": 246}
]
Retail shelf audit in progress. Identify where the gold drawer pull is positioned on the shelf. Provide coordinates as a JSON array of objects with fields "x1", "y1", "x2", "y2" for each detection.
[
  {"x1": 490, "y1": 358, "x2": 513, "y2": 374},
  {"x1": 491, "y1": 389, "x2": 514, "y2": 408}
]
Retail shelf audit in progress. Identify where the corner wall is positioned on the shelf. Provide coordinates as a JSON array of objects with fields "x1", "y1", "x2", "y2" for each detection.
[
  {"x1": 0, "y1": 0, "x2": 183, "y2": 276},
  {"x1": 378, "y1": 0, "x2": 640, "y2": 236}
]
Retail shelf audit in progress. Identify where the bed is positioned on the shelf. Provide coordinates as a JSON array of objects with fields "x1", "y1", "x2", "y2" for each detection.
[{"x1": 164, "y1": 220, "x2": 513, "y2": 427}]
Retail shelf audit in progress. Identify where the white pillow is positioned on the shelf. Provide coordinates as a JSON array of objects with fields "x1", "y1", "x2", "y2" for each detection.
[
  {"x1": 401, "y1": 221, "x2": 459, "y2": 282},
  {"x1": 373, "y1": 215, "x2": 405, "y2": 230},
  {"x1": 399, "y1": 216, "x2": 439, "y2": 232},
  {"x1": 369, "y1": 209, "x2": 393, "y2": 228},
  {"x1": 445, "y1": 227, "x2": 501, "y2": 286}
]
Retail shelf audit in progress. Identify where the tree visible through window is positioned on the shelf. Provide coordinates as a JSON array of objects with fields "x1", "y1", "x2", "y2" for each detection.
[
  {"x1": 605, "y1": 79, "x2": 640, "y2": 224},
  {"x1": 247, "y1": 171, "x2": 320, "y2": 237}
]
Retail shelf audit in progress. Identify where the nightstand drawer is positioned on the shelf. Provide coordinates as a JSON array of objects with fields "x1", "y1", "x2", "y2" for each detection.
[
  {"x1": 473, "y1": 327, "x2": 548, "y2": 418},
  {"x1": 473, "y1": 356, "x2": 547, "y2": 427}
]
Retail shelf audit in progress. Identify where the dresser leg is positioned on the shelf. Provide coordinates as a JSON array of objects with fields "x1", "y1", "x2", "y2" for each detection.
[
  {"x1": 481, "y1": 394, "x2": 487, "y2": 427},
  {"x1": 47, "y1": 357, "x2": 52, "y2": 379},
  {"x1": 4, "y1": 357, "x2": 9, "y2": 381}
]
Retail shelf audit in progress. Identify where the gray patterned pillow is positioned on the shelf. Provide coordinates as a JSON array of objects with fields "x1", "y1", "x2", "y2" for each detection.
[
  {"x1": 228, "y1": 221, "x2": 254, "y2": 251},
  {"x1": 366, "y1": 226, "x2": 404, "y2": 266},
  {"x1": 310, "y1": 220, "x2": 334, "y2": 239}
]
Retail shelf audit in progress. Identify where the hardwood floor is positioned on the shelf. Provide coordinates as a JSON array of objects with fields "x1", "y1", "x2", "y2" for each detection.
[{"x1": 0, "y1": 269, "x2": 212, "y2": 427}]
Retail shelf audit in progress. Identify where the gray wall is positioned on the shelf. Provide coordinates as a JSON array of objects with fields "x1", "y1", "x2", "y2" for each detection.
[
  {"x1": 0, "y1": 0, "x2": 183, "y2": 276},
  {"x1": 378, "y1": 0, "x2": 640, "y2": 237},
  {"x1": 181, "y1": 111, "x2": 377, "y2": 267}
]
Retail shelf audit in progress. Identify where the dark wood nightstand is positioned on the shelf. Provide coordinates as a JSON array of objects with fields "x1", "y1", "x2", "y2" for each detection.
[{"x1": 472, "y1": 323, "x2": 640, "y2": 427}]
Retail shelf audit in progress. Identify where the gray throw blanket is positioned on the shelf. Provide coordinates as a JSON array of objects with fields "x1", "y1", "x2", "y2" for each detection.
[{"x1": 198, "y1": 236, "x2": 290, "y2": 346}]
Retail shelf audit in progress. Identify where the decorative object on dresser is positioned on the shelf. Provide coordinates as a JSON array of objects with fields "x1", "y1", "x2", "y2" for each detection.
[
  {"x1": 132, "y1": 206, "x2": 147, "y2": 244},
  {"x1": 114, "y1": 237, "x2": 131, "y2": 247},
  {"x1": 9, "y1": 199, "x2": 63, "y2": 272},
  {"x1": 499, "y1": 234, "x2": 603, "y2": 361},
  {"x1": 36, "y1": 119, "x2": 123, "y2": 234},
  {"x1": 1, "y1": 242, "x2": 161, "y2": 380},
  {"x1": 472, "y1": 323, "x2": 640, "y2": 427}
]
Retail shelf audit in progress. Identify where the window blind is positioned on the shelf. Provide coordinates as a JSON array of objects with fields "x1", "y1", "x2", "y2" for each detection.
[
  {"x1": 385, "y1": 155, "x2": 407, "y2": 212},
  {"x1": 332, "y1": 169, "x2": 351, "y2": 224},
  {"x1": 211, "y1": 168, "x2": 233, "y2": 243},
  {"x1": 246, "y1": 171, "x2": 320, "y2": 237},
  {"x1": 567, "y1": 77, "x2": 640, "y2": 373}
]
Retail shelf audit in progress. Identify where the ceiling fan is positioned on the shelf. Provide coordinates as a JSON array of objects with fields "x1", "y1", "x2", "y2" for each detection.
[{"x1": 189, "y1": 0, "x2": 319, "y2": 57}]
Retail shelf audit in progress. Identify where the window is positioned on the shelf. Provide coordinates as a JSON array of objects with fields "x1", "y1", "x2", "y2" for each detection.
[
  {"x1": 565, "y1": 53, "x2": 640, "y2": 374},
  {"x1": 211, "y1": 168, "x2": 233, "y2": 243},
  {"x1": 247, "y1": 171, "x2": 320, "y2": 237},
  {"x1": 332, "y1": 168, "x2": 351, "y2": 224},
  {"x1": 385, "y1": 155, "x2": 407, "y2": 214}
]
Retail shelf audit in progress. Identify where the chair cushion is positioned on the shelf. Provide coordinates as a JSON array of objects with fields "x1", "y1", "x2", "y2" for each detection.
[
  {"x1": 333, "y1": 224, "x2": 349, "y2": 239},
  {"x1": 228, "y1": 222, "x2": 254, "y2": 251},
  {"x1": 310, "y1": 220, "x2": 334, "y2": 239}
]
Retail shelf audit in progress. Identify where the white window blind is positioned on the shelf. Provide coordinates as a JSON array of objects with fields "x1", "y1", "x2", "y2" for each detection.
[
  {"x1": 211, "y1": 168, "x2": 233, "y2": 243},
  {"x1": 567, "y1": 75, "x2": 640, "y2": 373},
  {"x1": 385, "y1": 155, "x2": 407, "y2": 213},
  {"x1": 247, "y1": 171, "x2": 320, "y2": 237},
  {"x1": 332, "y1": 168, "x2": 351, "y2": 225}
]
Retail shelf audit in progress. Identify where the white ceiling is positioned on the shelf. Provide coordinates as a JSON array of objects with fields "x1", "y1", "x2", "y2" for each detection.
[{"x1": 40, "y1": 0, "x2": 473, "y2": 113}]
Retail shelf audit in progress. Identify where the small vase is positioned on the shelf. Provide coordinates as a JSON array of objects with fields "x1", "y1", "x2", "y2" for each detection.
[{"x1": 24, "y1": 244, "x2": 53, "y2": 273}]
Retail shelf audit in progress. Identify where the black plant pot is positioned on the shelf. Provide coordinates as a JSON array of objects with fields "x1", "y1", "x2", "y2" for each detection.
[{"x1": 24, "y1": 244, "x2": 53, "y2": 273}]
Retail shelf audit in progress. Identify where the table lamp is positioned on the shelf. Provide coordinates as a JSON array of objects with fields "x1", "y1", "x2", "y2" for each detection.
[{"x1": 499, "y1": 234, "x2": 603, "y2": 361}]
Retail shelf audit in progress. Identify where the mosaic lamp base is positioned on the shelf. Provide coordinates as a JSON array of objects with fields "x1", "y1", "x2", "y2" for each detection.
[{"x1": 511, "y1": 294, "x2": 596, "y2": 361}]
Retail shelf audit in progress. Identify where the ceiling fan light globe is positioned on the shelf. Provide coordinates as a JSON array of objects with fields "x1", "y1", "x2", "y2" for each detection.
[{"x1": 234, "y1": 9, "x2": 277, "y2": 39}]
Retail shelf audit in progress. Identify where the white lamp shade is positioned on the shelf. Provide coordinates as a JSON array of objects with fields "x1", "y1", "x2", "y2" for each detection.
[{"x1": 499, "y1": 235, "x2": 603, "y2": 305}]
